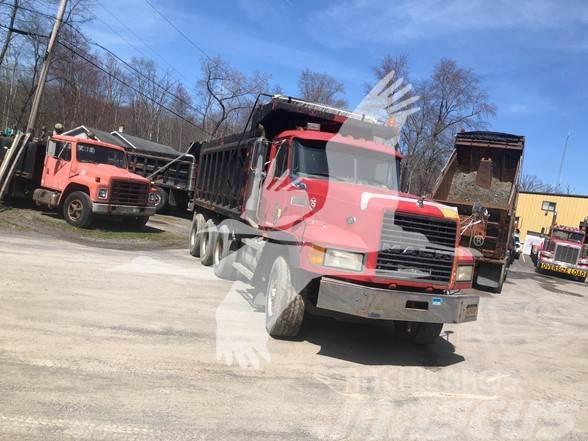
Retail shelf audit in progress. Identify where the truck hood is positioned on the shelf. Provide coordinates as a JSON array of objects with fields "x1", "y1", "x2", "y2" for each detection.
[
  {"x1": 300, "y1": 178, "x2": 458, "y2": 251},
  {"x1": 72, "y1": 163, "x2": 150, "y2": 184},
  {"x1": 550, "y1": 238, "x2": 583, "y2": 248}
]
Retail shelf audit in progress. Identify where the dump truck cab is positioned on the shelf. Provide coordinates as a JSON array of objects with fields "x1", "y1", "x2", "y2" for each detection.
[
  {"x1": 251, "y1": 128, "x2": 475, "y2": 291},
  {"x1": 32, "y1": 134, "x2": 157, "y2": 228},
  {"x1": 191, "y1": 95, "x2": 480, "y2": 343}
]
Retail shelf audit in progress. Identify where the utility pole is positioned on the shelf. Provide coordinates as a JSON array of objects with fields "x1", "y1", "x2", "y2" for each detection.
[
  {"x1": 556, "y1": 131, "x2": 570, "y2": 190},
  {"x1": 25, "y1": 0, "x2": 68, "y2": 133}
]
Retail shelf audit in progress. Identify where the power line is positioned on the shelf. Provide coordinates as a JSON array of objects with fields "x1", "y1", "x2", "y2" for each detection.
[
  {"x1": 0, "y1": 1, "x2": 196, "y2": 88},
  {"x1": 0, "y1": 7, "x2": 212, "y2": 136},
  {"x1": 94, "y1": 0, "x2": 195, "y2": 86},
  {"x1": 55, "y1": 20, "x2": 208, "y2": 121},
  {"x1": 92, "y1": 41, "x2": 206, "y2": 119},
  {"x1": 57, "y1": 39, "x2": 208, "y2": 134},
  {"x1": 0, "y1": 3, "x2": 56, "y2": 20},
  {"x1": 142, "y1": 0, "x2": 211, "y2": 60},
  {"x1": 1, "y1": 12, "x2": 208, "y2": 125}
]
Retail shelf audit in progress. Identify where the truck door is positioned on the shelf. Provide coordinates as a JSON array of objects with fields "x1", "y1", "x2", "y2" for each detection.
[
  {"x1": 41, "y1": 139, "x2": 73, "y2": 191},
  {"x1": 243, "y1": 138, "x2": 269, "y2": 225},
  {"x1": 259, "y1": 140, "x2": 290, "y2": 227}
]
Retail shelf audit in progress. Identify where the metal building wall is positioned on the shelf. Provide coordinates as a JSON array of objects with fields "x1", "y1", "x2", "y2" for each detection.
[{"x1": 516, "y1": 192, "x2": 588, "y2": 241}]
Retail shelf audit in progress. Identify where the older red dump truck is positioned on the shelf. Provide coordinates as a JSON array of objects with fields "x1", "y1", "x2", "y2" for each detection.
[
  {"x1": 532, "y1": 224, "x2": 588, "y2": 283},
  {"x1": 432, "y1": 131, "x2": 524, "y2": 293},
  {"x1": 188, "y1": 96, "x2": 479, "y2": 344},
  {"x1": 0, "y1": 133, "x2": 158, "y2": 228}
]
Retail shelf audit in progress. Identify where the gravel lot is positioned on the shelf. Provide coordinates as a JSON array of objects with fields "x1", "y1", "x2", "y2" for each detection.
[{"x1": 0, "y1": 230, "x2": 586, "y2": 441}]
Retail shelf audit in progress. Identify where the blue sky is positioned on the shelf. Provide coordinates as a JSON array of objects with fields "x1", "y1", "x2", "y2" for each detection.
[{"x1": 87, "y1": 0, "x2": 588, "y2": 194}]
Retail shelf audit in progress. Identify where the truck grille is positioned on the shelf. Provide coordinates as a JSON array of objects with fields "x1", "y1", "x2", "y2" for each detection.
[
  {"x1": 376, "y1": 212, "x2": 457, "y2": 283},
  {"x1": 110, "y1": 180, "x2": 149, "y2": 206},
  {"x1": 554, "y1": 244, "x2": 580, "y2": 265}
]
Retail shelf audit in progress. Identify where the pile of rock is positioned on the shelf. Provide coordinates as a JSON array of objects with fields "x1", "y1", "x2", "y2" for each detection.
[{"x1": 448, "y1": 171, "x2": 512, "y2": 206}]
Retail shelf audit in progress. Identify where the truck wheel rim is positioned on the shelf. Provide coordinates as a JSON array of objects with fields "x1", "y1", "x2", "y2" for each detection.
[{"x1": 68, "y1": 200, "x2": 83, "y2": 220}]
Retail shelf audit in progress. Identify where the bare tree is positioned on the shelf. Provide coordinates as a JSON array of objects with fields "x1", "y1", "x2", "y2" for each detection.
[
  {"x1": 519, "y1": 174, "x2": 573, "y2": 194},
  {"x1": 125, "y1": 57, "x2": 175, "y2": 142},
  {"x1": 298, "y1": 69, "x2": 347, "y2": 108},
  {"x1": 519, "y1": 174, "x2": 546, "y2": 192},
  {"x1": 0, "y1": 0, "x2": 19, "y2": 69},
  {"x1": 197, "y1": 56, "x2": 270, "y2": 140},
  {"x1": 371, "y1": 56, "x2": 496, "y2": 194}
]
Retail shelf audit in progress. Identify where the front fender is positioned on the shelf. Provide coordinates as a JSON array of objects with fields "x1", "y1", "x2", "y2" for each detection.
[
  {"x1": 58, "y1": 175, "x2": 96, "y2": 204},
  {"x1": 302, "y1": 221, "x2": 369, "y2": 252}
]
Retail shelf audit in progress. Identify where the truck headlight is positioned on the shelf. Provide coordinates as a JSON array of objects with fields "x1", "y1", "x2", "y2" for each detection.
[
  {"x1": 456, "y1": 265, "x2": 473, "y2": 282},
  {"x1": 97, "y1": 188, "x2": 108, "y2": 200},
  {"x1": 323, "y1": 249, "x2": 364, "y2": 272}
]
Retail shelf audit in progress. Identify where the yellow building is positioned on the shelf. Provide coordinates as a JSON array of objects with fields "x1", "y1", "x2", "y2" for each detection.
[{"x1": 516, "y1": 191, "x2": 588, "y2": 242}]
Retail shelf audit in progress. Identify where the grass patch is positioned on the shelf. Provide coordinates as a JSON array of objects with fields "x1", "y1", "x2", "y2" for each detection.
[{"x1": 0, "y1": 206, "x2": 184, "y2": 247}]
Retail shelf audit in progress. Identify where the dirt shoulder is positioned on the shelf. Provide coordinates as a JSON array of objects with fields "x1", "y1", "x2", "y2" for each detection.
[{"x1": 0, "y1": 203, "x2": 191, "y2": 250}]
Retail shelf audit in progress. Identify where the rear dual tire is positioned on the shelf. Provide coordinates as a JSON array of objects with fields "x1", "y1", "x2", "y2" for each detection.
[
  {"x1": 189, "y1": 213, "x2": 206, "y2": 257},
  {"x1": 199, "y1": 219, "x2": 217, "y2": 266},
  {"x1": 213, "y1": 223, "x2": 237, "y2": 279}
]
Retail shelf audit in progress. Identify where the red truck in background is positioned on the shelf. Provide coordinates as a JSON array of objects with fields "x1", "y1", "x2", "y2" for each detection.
[
  {"x1": 188, "y1": 95, "x2": 480, "y2": 345},
  {"x1": 0, "y1": 132, "x2": 158, "y2": 228},
  {"x1": 532, "y1": 224, "x2": 588, "y2": 283}
]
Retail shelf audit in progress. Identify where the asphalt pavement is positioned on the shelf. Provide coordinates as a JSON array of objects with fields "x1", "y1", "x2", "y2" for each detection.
[{"x1": 0, "y1": 231, "x2": 586, "y2": 441}]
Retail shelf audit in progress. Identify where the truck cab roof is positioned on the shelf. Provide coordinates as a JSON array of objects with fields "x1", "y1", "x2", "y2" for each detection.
[
  {"x1": 52, "y1": 134, "x2": 126, "y2": 152},
  {"x1": 278, "y1": 129, "x2": 403, "y2": 158}
]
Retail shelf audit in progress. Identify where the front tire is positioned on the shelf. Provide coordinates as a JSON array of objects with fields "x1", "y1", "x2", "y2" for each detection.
[
  {"x1": 63, "y1": 191, "x2": 93, "y2": 228},
  {"x1": 265, "y1": 256, "x2": 306, "y2": 338},
  {"x1": 153, "y1": 187, "x2": 168, "y2": 213}
]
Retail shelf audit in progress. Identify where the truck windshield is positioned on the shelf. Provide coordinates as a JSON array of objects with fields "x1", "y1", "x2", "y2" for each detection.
[
  {"x1": 292, "y1": 139, "x2": 399, "y2": 190},
  {"x1": 552, "y1": 229, "x2": 585, "y2": 243},
  {"x1": 76, "y1": 144, "x2": 127, "y2": 168}
]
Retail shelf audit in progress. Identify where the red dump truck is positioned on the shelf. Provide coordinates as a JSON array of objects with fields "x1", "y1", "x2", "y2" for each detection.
[
  {"x1": 0, "y1": 133, "x2": 158, "y2": 228},
  {"x1": 432, "y1": 131, "x2": 524, "y2": 293},
  {"x1": 532, "y1": 224, "x2": 588, "y2": 282},
  {"x1": 188, "y1": 96, "x2": 479, "y2": 344}
]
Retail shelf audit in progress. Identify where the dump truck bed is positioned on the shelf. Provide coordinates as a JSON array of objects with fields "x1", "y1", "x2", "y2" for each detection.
[
  {"x1": 192, "y1": 95, "x2": 397, "y2": 219},
  {"x1": 432, "y1": 131, "x2": 524, "y2": 292},
  {"x1": 434, "y1": 131, "x2": 524, "y2": 259},
  {"x1": 433, "y1": 131, "x2": 523, "y2": 210}
]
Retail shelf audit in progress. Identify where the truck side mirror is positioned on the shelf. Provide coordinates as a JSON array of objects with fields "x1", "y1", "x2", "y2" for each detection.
[
  {"x1": 250, "y1": 139, "x2": 269, "y2": 172},
  {"x1": 46, "y1": 140, "x2": 57, "y2": 157}
]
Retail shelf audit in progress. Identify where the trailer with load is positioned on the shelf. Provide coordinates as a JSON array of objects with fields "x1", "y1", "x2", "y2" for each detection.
[
  {"x1": 188, "y1": 95, "x2": 480, "y2": 344},
  {"x1": 0, "y1": 131, "x2": 158, "y2": 228},
  {"x1": 432, "y1": 131, "x2": 525, "y2": 293}
]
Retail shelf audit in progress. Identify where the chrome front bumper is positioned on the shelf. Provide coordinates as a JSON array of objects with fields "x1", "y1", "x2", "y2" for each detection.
[
  {"x1": 316, "y1": 277, "x2": 479, "y2": 323},
  {"x1": 92, "y1": 203, "x2": 156, "y2": 216}
]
